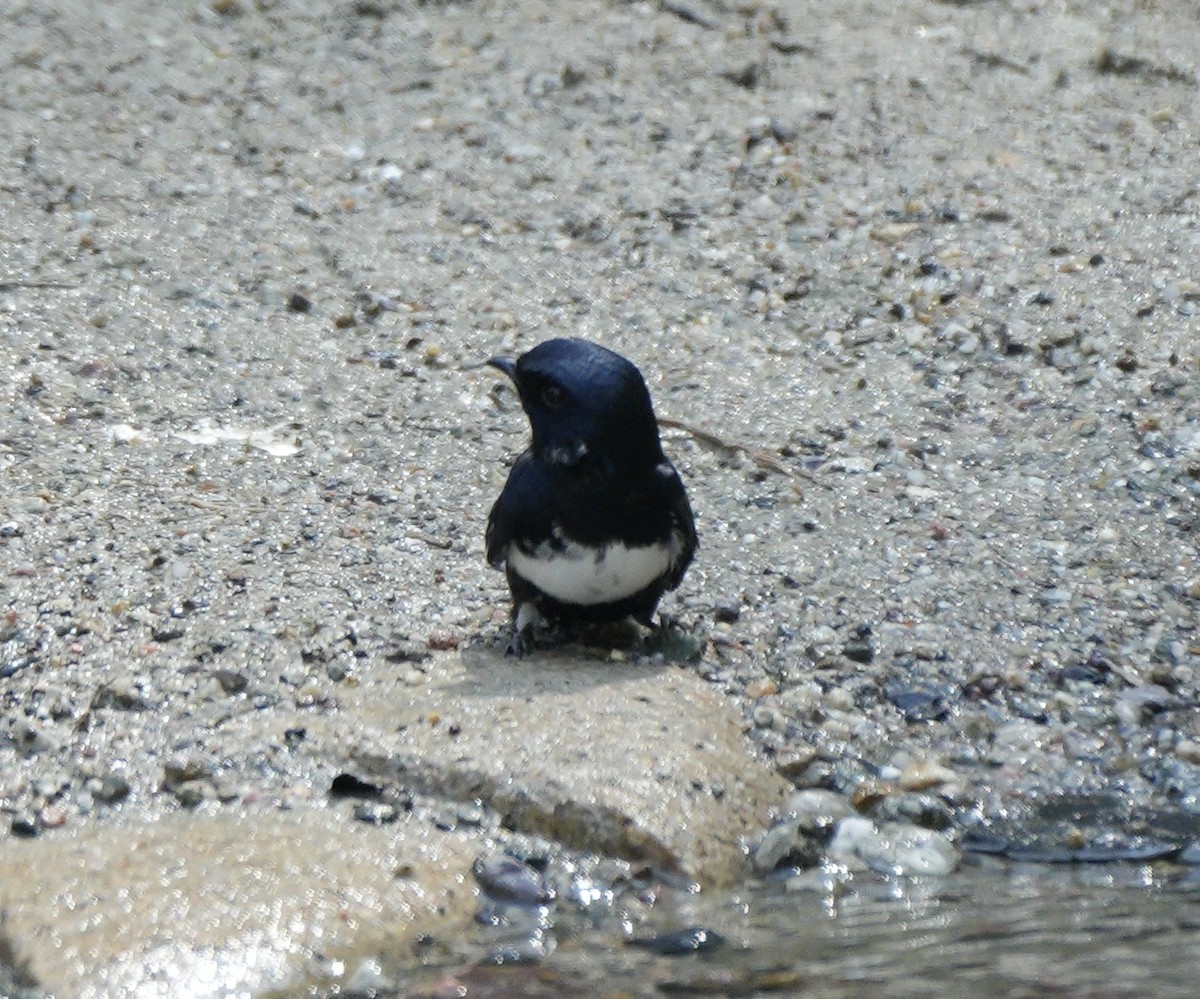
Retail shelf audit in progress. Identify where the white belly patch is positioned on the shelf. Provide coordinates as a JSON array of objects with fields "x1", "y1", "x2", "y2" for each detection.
[{"x1": 508, "y1": 539, "x2": 671, "y2": 606}]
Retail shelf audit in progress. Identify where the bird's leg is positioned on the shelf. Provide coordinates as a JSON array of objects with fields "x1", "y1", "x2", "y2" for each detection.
[
  {"x1": 507, "y1": 602, "x2": 543, "y2": 657},
  {"x1": 635, "y1": 608, "x2": 671, "y2": 632},
  {"x1": 654, "y1": 610, "x2": 679, "y2": 632}
]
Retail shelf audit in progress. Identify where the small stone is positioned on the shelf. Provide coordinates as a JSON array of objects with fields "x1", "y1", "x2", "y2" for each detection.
[
  {"x1": 745, "y1": 677, "x2": 777, "y2": 699},
  {"x1": 870, "y1": 792, "x2": 955, "y2": 831},
  {"x1": 353, "y1": 801, "x2": 400, "y2": 825},
  {"x1": 38, "y1": 804, "x2": 67, "y2": 829},
  {"x1": 162, "y1": 755, "x2": 213, "y2": 789},
  {"x1": 1175, "y1": 740, "x2": 1200, "y2": 764},
  {"x1": 427, "y1": 631, "x2": 461, "y2": 651},
  {"x1": 212, "y1": 669, "x2": 248, "y2": 695},
  {"x1": 713, "y1": 598, "x2": 741, "y2": 623},
  {"x1": 753, "y1": 819, "x2": 822, "y2": 873},
  {"x1": 94, "y1": 774, "x2": 131, "y2": 804},
  {"x1": 773, "y1": 746, "x2": 818, "y2": 781},
  {"x1": 626, "y1": 926, "x2": 724, "y2": 955},
  {"x1": 472, "y1": 853, "x2": 554, "y2": 905},
  {"x1": 92, "y1": 681, "x2": 151, "y2": 712},
  {"x1": 287, "y1": 291, "x2": 313, "y2": 313},
  {"x1": 842, "y1": 624, "x2": 874, "y2": 663},
  {"x1": 783, "y1": 788, "x2": 854, "y2": 835},
  {"x1": 11, "y1": 814, "x2": 39, "y2": 838},
  {"x1": 897, "y1": 759, "x2": 957, "y2": 791},
  {"x1": 831, "y1": 818, "x2": 959, "y2": 876},
  {"x1": 174, "y1": 779, "x2": 215, "y2": 808},
  {"x1": 850, "y1": 778, "x2": 893, "y2": 811}
]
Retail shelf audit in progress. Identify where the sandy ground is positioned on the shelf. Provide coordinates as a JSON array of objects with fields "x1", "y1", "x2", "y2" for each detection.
[{"x1": 2, "y1": 0, "x2": 1199, "y2": 992}]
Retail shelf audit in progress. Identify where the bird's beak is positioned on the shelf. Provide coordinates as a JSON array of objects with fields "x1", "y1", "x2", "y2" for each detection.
[{"x1": 487, "y1": 356, "x2": 517, "y2": 381}]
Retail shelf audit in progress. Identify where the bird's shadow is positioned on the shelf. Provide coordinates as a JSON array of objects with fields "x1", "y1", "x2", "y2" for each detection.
[{"x1": 451, "y1": 623, "x2": 702, "y2": 698}]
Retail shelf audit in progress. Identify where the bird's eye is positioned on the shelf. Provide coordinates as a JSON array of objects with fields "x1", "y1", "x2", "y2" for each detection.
[{"x1": 541, "y1": 383, "x2": 567, "y2": 409}]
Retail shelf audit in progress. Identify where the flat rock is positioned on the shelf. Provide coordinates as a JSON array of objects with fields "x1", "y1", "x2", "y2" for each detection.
[
  {"x1": 313, "y1": 648, "x2": 792, "y2": 887},
  {"x1": 0, "y1": 807, "x2": 477, "y2": 999}
]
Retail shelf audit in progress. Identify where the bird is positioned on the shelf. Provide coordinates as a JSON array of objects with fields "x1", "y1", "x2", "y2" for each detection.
[{"x1": 484, "y1": 338, "x2": 697, "y2": 656}]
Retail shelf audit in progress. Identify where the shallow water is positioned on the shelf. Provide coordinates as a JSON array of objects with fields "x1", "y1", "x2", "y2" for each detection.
[{"x1": 403, "y1": 857, "x2": 1200, "y2": 999}]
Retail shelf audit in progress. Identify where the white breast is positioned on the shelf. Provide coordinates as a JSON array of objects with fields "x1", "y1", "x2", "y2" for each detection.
[{"x1": 508, "y1": 538, "x2": 671, "y2": 606}]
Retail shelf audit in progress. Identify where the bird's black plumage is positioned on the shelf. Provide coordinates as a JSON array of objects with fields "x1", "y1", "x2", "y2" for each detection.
[{"x1": 485, "y1": 338, "x2": 696, "y2": 654}]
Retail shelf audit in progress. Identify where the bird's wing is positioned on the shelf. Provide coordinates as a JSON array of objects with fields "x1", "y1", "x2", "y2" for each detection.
[
  {"x1": 657, "y1": 461, "x2": 697, "y2": 590},
  {"x1": 485, "y1": 451, "x2": 543, "y2": 567}
]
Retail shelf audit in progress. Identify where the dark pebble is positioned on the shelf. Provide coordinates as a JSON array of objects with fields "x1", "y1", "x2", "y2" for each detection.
[
  {"x1": 1070, "y1": 841, "x2": 1181, "y2": 863},
  {"x1": 162, "y1": 756, "x2": 212, "y2": 788},
  {"x1": 843, "y1": 624, "x2": 874, "y2": 663},
  {"x1": 871, "y1": 792, "x2": 955, "y2": 830},
  {"x1": 1003, "y1": 839, "x2": 1181, "y2": 863},
  {"x1": 11, "y1": 814, "x2": 39, "y2": 838},
  {"x1": 92, "y1": 684, "x2": 151, "y2": 712},
  {"x1": 626, "y1": 926, "x2": 725, "y2": 955},
  {"x1": 884, "y1": 681, "x2": 950, "y2": 722},
  {"x1": 713, "y1": 598, "x2": 741, "y2": 623},
  {"x1": 960, "y1": 832, "x2": 1010, "y2": 855},
  {"x1": 174, "y1": 780, "x2": 210, "y2": 808},
  {"x1": 213, "y1": 669, "x2": 248, "y2": 695},
  {"x1": 0, "y1": 658, "x2": 33, "y2": 680},
  {"x1": 287, "y1": 291, "x2": 313, "y2": 313},
  {"x1": 721, "y1": 62, "x2": 762, "y2": 89},
  {"x1": 1057, "y1": 662, "x2": 1107, "y2": 685},
  {"x1": 472, "y1": 853, "x2": 555, "y2": 905},
  {"x1": 330, "y1": 772, "x2": 384, "y2": 799}
]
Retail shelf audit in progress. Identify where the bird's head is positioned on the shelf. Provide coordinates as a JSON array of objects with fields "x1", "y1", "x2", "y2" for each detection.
[{"x1": 488, "y1": 338, "x2": 665, "y2": 470}]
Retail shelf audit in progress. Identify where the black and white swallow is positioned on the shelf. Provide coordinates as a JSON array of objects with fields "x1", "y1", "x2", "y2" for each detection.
[{"x1": 485, "y1": 338, "x2": 697, "y2": 655}]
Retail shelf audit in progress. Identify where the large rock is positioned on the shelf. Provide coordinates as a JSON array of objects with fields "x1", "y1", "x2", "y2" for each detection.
[
  {"x1": 318, "y1": 647, "x2": 791, "y2": 888},
  {"x1": 0, "y1": 651, "x2": 790, "y2": 996},
  {"x1": 0, "y1": 808, "x2": 477, "y2": 999}
]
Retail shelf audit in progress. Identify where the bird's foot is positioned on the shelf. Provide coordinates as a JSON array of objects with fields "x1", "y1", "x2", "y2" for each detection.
[
  {"x1": 642, "y1": 612, "x2": 703, "y2": 662},
  {"x1": 505, "y1": 626, "x2": 535, "y2": 658}
]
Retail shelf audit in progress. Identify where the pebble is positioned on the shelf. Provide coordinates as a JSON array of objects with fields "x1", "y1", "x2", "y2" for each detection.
[
  {"x1": 93, "y1": 775, "x2": 131, "y2": 804},
  {"x1": 713, "y1": 598, "x2": 741, "y2": 623},
  {"x1": 897, "y1": 759, "x2": 958, "y2": 791},
  {"x1": 353, "y1": 801, "x2": 400, "y2": 825},
  {"x1": 626, "y1": 926, "x2": 725, "y2": 955},
  {"x1": 745, "y1": 678, "x2": 778, "y2": 699},
  {"x1": 829, "y1": 817, "x2": 959, "y2": 877},
  {"x1": 870, "y1": 792, "x2": 955, "y2": 831},
  {"x1": 472, "y1": 853, "x2": 555, "y2": 906},
  {"x1": 785, "y1": 789, "x2": 854, "y2": 831},
  {"x1": 752, "y1": 819, "x2": 822, "y2": 873},
  {"x1": 1176, "y1": 741, "x2": 1200, "y2": 764}
]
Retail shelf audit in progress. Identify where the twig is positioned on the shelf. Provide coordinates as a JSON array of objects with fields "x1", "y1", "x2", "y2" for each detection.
[
  {"x1": 0, "y1": 279, "x2": 78, "y2": 291},
  {"x1": 661, "y1": 0, "x2": 721, "y2": 31},
  {"x1": 658, "y1": 415, "x2": 828, "y2": 486}
]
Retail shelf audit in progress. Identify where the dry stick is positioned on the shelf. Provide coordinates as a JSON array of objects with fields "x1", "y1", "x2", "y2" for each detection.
[
  {"x1": 657, "y1": 416, "x2": 828, "y2": 487},
  {"x1": 0, "y1": 280, "x2": 77, "y2": 291}
]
